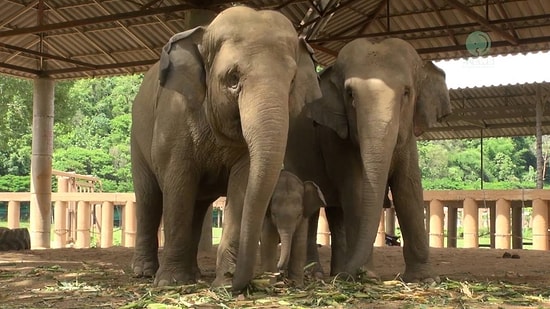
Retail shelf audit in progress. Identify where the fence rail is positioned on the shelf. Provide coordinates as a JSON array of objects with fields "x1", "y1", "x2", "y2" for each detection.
[{"x1": 1, "y1": 189, "x2": 549, "y2": 250}]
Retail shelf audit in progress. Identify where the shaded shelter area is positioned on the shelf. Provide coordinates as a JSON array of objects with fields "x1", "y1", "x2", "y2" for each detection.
[{"x1": 1, "y1": 0, "x2": 550, "y2": 248}]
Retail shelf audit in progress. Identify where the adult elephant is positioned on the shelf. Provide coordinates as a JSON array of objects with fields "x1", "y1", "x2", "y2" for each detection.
[
  {"x1": 131, "y1": 6, "x2": 321, "y2": 292},
  {"x1": 286, "y1": 37, "x2": 451, "y2": 282}
]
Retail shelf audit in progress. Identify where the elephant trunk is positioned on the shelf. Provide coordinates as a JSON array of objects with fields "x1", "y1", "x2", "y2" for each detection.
[
  {"x1": 231, "y1": 84, "x2": 289, "y2": 292},
  {"x1": 277, "y1": 231, "x2": 293, "y2": 271},
  {"x1": 345, "y1": 81, "x2": 399, "y2": 275}
]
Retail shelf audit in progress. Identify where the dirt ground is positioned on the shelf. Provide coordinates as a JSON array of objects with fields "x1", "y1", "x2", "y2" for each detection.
[{"x1": 1, "y1": 245, "x2": 549, "y2": 308}]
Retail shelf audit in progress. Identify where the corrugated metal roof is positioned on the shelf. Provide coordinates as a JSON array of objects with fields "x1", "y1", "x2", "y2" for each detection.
[
  {"x1": 1, "y1": 0, "x2": 550, "y2": 140},
  {"x1": 1, "y1": 0, "x2": 549, "y2": 79},
  {"x1": 422, "y1": 82, "x2": 550, "y2": 140}
]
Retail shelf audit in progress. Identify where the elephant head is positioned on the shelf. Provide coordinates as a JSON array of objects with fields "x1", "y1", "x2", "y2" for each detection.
[
  {"x1": 308, "y1": 38, "x2": 451, "y2": 275},
  {"x1": 159, "y1": 6, "x2": 320, "y2": 291}
]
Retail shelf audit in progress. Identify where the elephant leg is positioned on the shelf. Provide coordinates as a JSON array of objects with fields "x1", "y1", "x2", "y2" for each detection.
[
  {"x1": 190, "y1": 200, "x2": 213, "y2": 281},
  {"x1": 389, "y1": 148, "x2": 438, "y2": 283},
  {"x1": 288, "y1": 218, "x2": 308, "y2": 286},
  {"x1": 260, "y1": 216, "x2": 279, "y2": 273},
  {"x1": 305, "y1": 209, "x2": 324, "y2": 279},
  {"x1": 325, "y1": 206, "x2": 346, "y2": 276},
  {"x1": 213, "y1": 158, "x2": 248, "y2": 287},
  {"x1": 131, "y1": 155, "x2": 162, "y2": 278},
  {"x1": 154, "y1": 172, "x2": 200, "y2": 286}
]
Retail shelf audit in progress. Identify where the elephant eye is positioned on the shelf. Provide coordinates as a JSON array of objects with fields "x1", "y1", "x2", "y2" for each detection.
[
  {"x1": 345, "y1": 86, "x2": 356, "y2": 108},
  {"x1": 403, "y1": 86, "x2": 411, "y2": 98},
  {"x1": 225, "y1": 69, "x2": 241, "y2": 93},
  {"x1": 345, "y1": 86, "x2": 353, "y2": 98}
]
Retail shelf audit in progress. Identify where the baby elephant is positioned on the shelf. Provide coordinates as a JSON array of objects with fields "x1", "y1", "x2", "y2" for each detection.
[{"x1": 261, "y1": 170, "x2": 326, "y2": 285}]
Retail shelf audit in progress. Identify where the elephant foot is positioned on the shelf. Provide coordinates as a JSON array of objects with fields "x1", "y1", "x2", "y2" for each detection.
[
  {"x1": 333, "y1": 266, "x2": 379, "y2": 283},
  {"x1": 131, "y1": 253, "x2": 159, "y2": 278},
  {"x1": 305, "y1": 261, "x2": 325, "y2": 279},
  {"x1": 212, "y1": 272, "x2": 233, "y2": 289},
  {"x1": 154, "y1": 265, "x2": 197, "y2": 287},
  {"x1": 402, "y1": 263, "x2": 440, "y2": 284}
]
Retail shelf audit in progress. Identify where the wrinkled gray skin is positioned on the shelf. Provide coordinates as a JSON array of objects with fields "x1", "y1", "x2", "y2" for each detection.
[
  {"x1": 260, "y1": 171, "x2": 325, "y2": 286},
  {"x1": 130, "y1": 6, "x2": 321, "y2": 292},
  {"x1": 285, "y1": 38, "x2": 451, "y2": 282}
]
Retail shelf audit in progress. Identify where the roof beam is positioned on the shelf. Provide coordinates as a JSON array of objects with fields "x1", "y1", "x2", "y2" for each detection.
[
  {"x1": 308, "y1": 13, "x2": 550, "y2": 43},
  {"x1": 298, "y1": 0, "x2": 361, "y2": 31},
  {"x1": 0, "y1": 62, "x2": 40, "y2": 75},
  {"x1": 356, "y1": 0, "x2": 387, "y2": 35},
  {"x1": 0, "y1": 0, "x2": 39, "y2": 29},
  {"x1": 0, "y1": 3, "x2": 194, "y2": 38},
  {"x1": 0, "y1": 42, "x2": 97, "y2": 68},
  {"x1": 92, "y1": 0, "x2": 158, "y2": 58},
  {"x1": 309, "y1": 43, "x2": 338, "y2": 57},
  {"x1": 45, "y1": 59, "x2": 157, "y2": 76},
  {"x1": 416, "y1": 35, "x2": 550, "y2": 56},
  {"x1": 446, "y1": 0, "x2": 518, "y2": 45},
  {"x1": 427, "y1": 0, "x2": 459, "y2": 46},
  {"x1": 428, "y1": 120, "x2": 550, "y2": 132}
]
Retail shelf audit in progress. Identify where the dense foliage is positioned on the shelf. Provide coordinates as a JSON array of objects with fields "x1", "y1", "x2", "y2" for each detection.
[
  {"x1": 0, "y1": 75, "x2": 140, "y2": 192},
  {"x1": 0, "y1": 75, "x2": 547, "y2": 192}
]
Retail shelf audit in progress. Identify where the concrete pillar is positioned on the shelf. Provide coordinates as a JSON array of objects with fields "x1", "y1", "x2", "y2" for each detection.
[
  {"x1": 75, "y1": 201, "x2": 91, "y2": 248},
  {"x1": 489, "y1": 204, "x2": 496, "y2": 248},
  {"x1": 429, "y1": 199, "x2": 444, "y2": 248},
  {"x1": 316, "y1": 207, "x2": 330, "y2": 246},
  {"x1": 512, "y1": 206, "x2": 523, "y2": 249},
  {"x1": 53, "y1": 176, "x2": 69, "y2": 248},
  {"x1": 447, "y1": 206, "x2": 458, "y2": 248},
  {"x1": 7, "y1": 201, "x2": 20, "y2": 229},
  {"x1": 101, "y1": 201, "x2": 114, "y2": 248},
  {"x1": 494, "y1": 199, "x2": 511, "y2": 249},
  {"x1": 374, "y1": 210, "x2": 385, "y2": 247},
  {"x1": 463, "y1": 198, "x2": 478, "y2": 248},
  {"x1": 199, "y1": 206, "x2": 213, "y2": 252},
  {"x1": 29, "y1": 77, "x2": 55, "y2": 249},
  {"x1": 124, "y1": 201, "x2": 137, "y2": 247},
  {"x1": 532, "y1": 199, "x2": 549, "y2": 250},
  {"x1": 385, "y1": 207, "x2": 396, "y2": 236},
  {"x1": 158, "y1": 219, "x2": 165, "y2": 247}
]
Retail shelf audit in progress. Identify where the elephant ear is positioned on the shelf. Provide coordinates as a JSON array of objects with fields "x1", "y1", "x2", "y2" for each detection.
[
  {"x1": 307, "y1": 66, "x2": 349, "y2": 140},
  {"x1": 159, "y1": 26, "x2": 206, "y2": 104},
  {"x1": 413, "y1": 61, "x2": 451, "y2": 137},
  {"x1": 303, "y1": 181, "x2": 326, "y2": 218},
  {"x1": 293, "y1": 38, "x2": 323, "y2": 111}
]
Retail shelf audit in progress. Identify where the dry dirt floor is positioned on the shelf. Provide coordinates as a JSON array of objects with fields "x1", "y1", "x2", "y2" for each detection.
[{"x1": 1, "y1": 245, "x2": 549, "y2": 308}]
